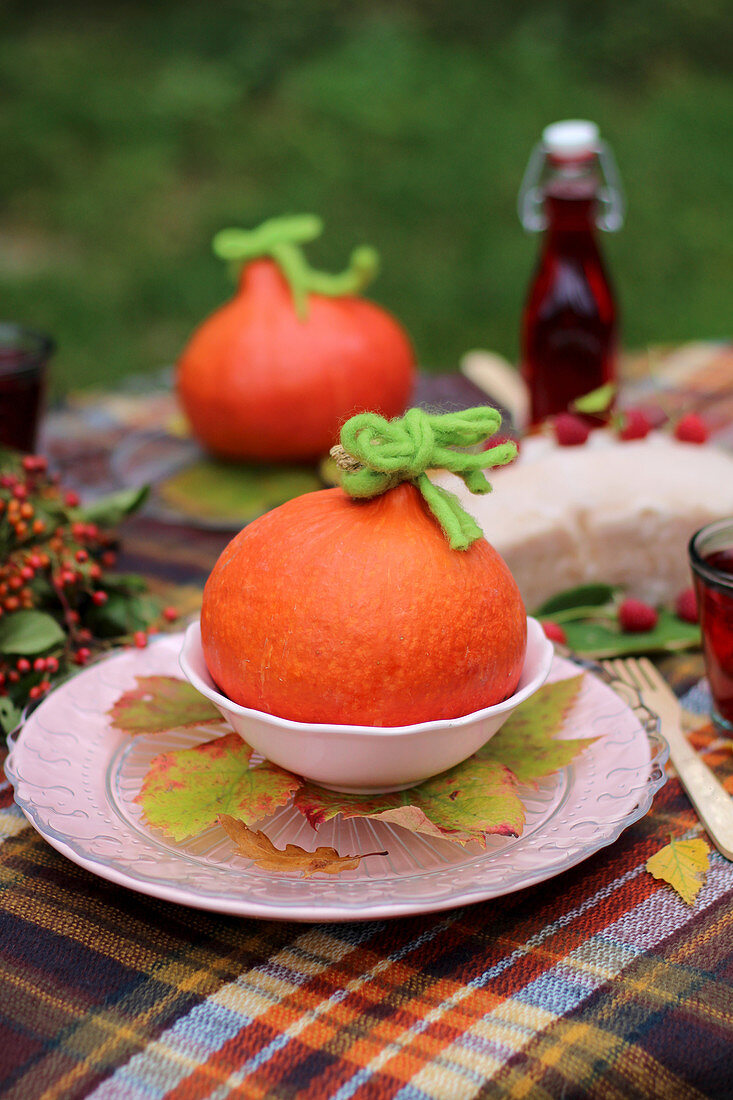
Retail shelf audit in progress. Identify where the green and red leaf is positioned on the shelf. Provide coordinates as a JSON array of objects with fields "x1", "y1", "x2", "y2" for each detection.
[
  {"x1": 109, "y1": 675, "x2": 221, "y2": 735},
  {"x1": 477, "y1": 675, "x2": 594, "y2": 785},
  {"x1": 129, "y1": 672, "x2": 597, "y2": 851},
  {"x1": 296, "y1": 757, "x2": 524, "y2": 847},
  {"x1": 136, "y1": 732, "x2": 302, "y2": 841}
]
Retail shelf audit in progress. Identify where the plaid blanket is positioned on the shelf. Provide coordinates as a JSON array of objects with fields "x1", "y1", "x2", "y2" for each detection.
[
  {"x1": 2, "y1": 345, "x2": 732, "y2": 1098},
  {"x1": 1, "y1": 733, "x2": 731, "y2": 1099}
]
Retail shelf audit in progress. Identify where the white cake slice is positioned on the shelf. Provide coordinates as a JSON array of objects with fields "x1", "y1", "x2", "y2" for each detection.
[{"x1": 433, "y1": 432, "x2": 733, "y2": 610}]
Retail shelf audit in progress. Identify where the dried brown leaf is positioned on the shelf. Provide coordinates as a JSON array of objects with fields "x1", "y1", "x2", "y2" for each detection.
[{"x1": 218, "y1": 814, "x2": 386, "y2": 877}]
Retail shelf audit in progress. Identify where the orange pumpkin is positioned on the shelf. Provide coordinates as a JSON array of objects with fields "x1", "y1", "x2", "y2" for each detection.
[
  {"x1": 201, "y1": 477, "x2": 527, "y2": 728},
  {"x1": 176, "y1": 216, "x2": 415, "y2": 463}
]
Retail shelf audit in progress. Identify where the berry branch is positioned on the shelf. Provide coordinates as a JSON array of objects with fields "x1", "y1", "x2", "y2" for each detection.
[{"x1": 0, "y1": 453, "x2": 175, "y2": 738}]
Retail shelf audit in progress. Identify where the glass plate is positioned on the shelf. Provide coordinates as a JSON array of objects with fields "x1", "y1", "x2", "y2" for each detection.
[{"x1": 5, "y1": 635, "x2": 667, "y2": 922}]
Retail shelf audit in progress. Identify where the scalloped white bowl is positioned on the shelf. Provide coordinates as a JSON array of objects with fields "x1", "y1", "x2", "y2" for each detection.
[{"x1": 179, "y1": 617, "x2": 553, "y2": 794}]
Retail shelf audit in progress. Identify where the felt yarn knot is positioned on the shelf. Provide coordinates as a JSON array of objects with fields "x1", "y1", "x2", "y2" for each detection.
[
  {"x1": 331, "y1": 407, "x2": 518, "y2": 550},
  {"x1": 212, "y1": 214, "x2": 379, "y2": 320}
]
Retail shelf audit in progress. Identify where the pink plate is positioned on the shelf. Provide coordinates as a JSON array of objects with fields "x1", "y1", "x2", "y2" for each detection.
[{"x1": 5, "y1": 634, "x2": 666, "y2": 922}]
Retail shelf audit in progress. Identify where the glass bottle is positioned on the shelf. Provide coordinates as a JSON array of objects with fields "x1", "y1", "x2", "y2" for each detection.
[{"x1": 518, "y1": 120, "x2": 624, "y2": 426}]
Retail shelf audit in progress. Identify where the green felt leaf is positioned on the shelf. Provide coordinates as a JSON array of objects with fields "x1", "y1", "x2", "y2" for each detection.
[
  {"x1": 0, "y1": 610, "x2": 66, "y2": 655},
  {"x1": 571, "y1": 383, "x2": 616, "y2": 414},
  {"x1": 108, "y1": 675, "x2": 221, "y2": 735},
  {"x1": 477, "y1": 675, "x2": 593, "y2": 785},
  {"x1": 78, "y1": 485, "x2": 149, "y2": 526},
  {"x1": 295, "y1": 757, "x2": 525, "y2": 846},
  {"x1": 157, "y1": 459, "x2": 323, "y2": 524},
  {"x1": 534, "y1": 584, "x2": 617, "y2": 617},
  {"x1": 137, "y1": 732, "x2": 302, "y2": 841},
  {"x1": 561, "y1": 608, "x2": 700, "y2": 658}
]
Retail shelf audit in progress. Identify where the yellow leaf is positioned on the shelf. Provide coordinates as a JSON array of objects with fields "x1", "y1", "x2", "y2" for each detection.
[
  {"x1": 218, "y1": 814, "x2": 386, "y2": 878},
  {"x1": 646, "y1": 837, "x2": 711, "y2": 905}
]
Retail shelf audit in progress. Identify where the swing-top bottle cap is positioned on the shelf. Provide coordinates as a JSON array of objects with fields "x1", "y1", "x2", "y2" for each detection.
[{"x1": 542, "y1": 119, "x2": 599, "y2": 159}]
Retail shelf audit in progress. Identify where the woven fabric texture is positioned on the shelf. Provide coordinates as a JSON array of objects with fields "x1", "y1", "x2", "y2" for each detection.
[{"x1": 2, "y1": 347, "x2": 733, "y2": 1098}]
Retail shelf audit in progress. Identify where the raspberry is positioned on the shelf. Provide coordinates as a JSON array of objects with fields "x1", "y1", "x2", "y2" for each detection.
[
  {"x1": 674, "y1": 587, "x2": 699, "y2": 623},
  {"x1": 133, "y1": 631, "x2": 148, "y2": 648},
  {"x1": 24, "y1": 454, "x2": 47, "y2": 474},
  {"x1": 163, "y1": 606, "x2": 179, "y2": 622},
  {"x1": 618, "y1": 598, "x2": 658, "y2": 633},
  {"x1": 618, "y1": 408, "x2": 653, "y2": 441},
  {"x1": 674, "y1": 412, "x2": 709, "y2": 444},
  {"x1": 541, "y1": 620, "x2": 567, "y2": 644},
  {"x1": 553, "y1": 413, "x2": 590, "y2": 447}
]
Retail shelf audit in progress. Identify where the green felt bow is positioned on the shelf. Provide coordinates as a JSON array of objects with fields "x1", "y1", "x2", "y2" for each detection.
[
  {"x1": 331, "y1": 407, "x2": 517, "y2": 550},
  {"x1": 212, "y1": 214, "x2": 379, "y2": 319}
]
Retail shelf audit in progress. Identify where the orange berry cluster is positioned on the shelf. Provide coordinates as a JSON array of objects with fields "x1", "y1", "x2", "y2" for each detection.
[{"x1": 0, "y1": 454, "x2": 177, "y2": 728}]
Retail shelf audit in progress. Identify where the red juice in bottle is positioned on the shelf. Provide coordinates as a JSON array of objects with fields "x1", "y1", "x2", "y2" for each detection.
[
  {"x1": 694, "y1": 546, "x2": 733, "y2": 730},
  {"x1": 518, "y1": 120, "x2": 624, "y2": 426}
]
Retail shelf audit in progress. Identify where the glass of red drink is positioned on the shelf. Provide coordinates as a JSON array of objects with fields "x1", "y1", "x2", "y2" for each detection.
[
  {"x1": 0, "y1": 323, "x2": 54, "y2": 453},
  {"x1": 689, "y1": 518, "x2": 733, "y2": 733}
]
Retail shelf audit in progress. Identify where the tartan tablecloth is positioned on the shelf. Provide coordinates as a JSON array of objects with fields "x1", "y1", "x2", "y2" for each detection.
[{"x1": 2, "y1": 346, "x2": 733, "y2": 1099}]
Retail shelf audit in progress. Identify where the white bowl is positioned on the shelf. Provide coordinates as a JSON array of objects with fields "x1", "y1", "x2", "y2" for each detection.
[{"x1": 179, "y1": 617, "x2": 553, "y2": 794}]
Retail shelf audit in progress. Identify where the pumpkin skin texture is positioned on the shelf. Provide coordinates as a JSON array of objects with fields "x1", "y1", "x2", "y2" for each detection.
[
  {"x1": 200, "y1": 482, "x2": 527, "y2": 727},
  {"x1": 176, "y1": 260, "x2": 416, "y2": 463}
]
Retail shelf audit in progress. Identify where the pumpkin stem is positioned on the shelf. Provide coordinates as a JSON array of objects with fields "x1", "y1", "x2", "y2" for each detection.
[
  {"x1": 331, "y1": 407, "x2": 518, "y2": 550},
  {"x1": 212, "y1": 215, "x2": 379, "y2": 320}
]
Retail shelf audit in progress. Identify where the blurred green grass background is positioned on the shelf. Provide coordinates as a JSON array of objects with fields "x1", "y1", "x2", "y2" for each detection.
[{"x1": 1, "y1": 0, "x2": 731, "y2": 395}]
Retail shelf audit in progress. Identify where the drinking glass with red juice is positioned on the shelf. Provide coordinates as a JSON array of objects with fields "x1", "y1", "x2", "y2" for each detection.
[
  {"x1": 518, "y1": 120, "x2": 624, "y2": 426},
  {"x1": 689, "y1": 518, "x2": 733, "y2": 733},
  {"x1": 0, "y1": 323, "x2": 53, "y2": 453}
]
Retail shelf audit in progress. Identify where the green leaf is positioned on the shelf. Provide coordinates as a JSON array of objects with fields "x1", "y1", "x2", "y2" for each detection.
[
  {"x1": 78, "y1": 485, "x2": 149, "y2": 527},
  {"x1": 109, "y1": 675, "x2": 221, "y2": 735},
  {"x1": 0, "y1": 610, "x2": 65, "y2": 655},
  {"x1": 534, "y1": 584, "x2": 617, "y2": 616},
  {"x1": 137, "y1": 733, "x2": 303, "y2": 841},
  {"x1": 87, "y1": 593, "x2": 133, "y2": 637},
  {"x1": 477, "y1": 675, "x2": 594, "y2": 785},
  {"x1": 561, "y1": 608, "x2": 700, "y2": 658},
  {"x1": 101, "y1": 573, "x2": 150, "y2": 594},
  {"x1": 543, "y1": 606, "x2": 617, "y2": 626},
  {"x1": 87, "y1": 592, "x2": 158, "y2": 638},
  {"x1": 157, "y1": 460, "x2": 323, "y2": 524},
  {"x1": 0, "y1": 697, "x2": 23, "y2": 735},
  {"x1": 571, "y1": 383, "x2": 616, "y2": 414},
  {"x1": 296, "y1": 757, "x2": 524, "y2": 846}
]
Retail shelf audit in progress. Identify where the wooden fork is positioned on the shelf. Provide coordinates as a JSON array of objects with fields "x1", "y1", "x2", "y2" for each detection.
[{"x1": 603, "y1": 657, "x2": 733, "y2": 861}]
